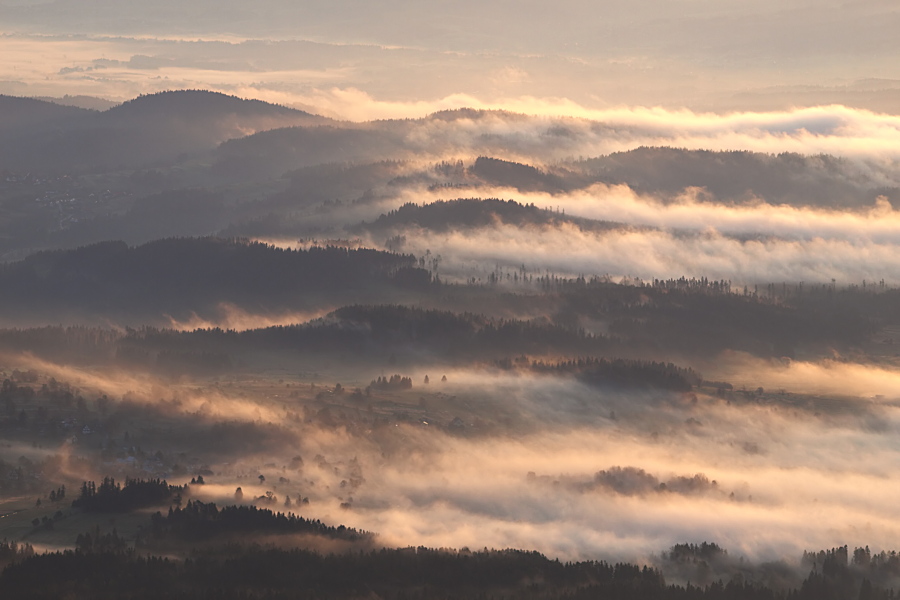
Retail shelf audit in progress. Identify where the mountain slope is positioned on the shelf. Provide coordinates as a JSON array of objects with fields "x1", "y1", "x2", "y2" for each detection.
[
  {"x1": 0, "y1": 95, "x2": 93, "y2": 131},
  {"x1": 0, "y1": 90, "x2": 330, "y2": 171}
]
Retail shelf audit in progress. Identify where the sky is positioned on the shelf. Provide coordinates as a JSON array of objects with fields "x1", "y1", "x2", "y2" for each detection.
[{"x1": 2, "y1": 0, "x2": 900, "y2": 118}]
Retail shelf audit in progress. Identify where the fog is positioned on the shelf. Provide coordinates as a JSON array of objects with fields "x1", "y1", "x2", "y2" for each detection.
[
  {"x1": 164, "y1": 303, "x2": 333, "y2": 332},
  {"x1": 6, "y1": 351, "x2": 899, "y2": 564},
  {"x1": 293, "y1": 103, "x2": 900, "y2": 160},
  {"x1": 238, "y1": 379, "x2": 899, "y2": 564},
  {"x1": 363, "y1": 218, "x2": 900, "y2": 285},
  {"x1": 300, "y1": 168, "x2": 900, "y2": 284},
  {"x1": 705, "y1": 352, "x2": 900, "y2": 400}
]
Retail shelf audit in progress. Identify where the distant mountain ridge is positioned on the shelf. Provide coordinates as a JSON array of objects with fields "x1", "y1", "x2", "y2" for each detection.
[
  {"x1": 34, "y1": 95, "x2": 119, "y2": 111},
  {"x1": 0, "y1": 95, "x2": 94, "y2": 131},
  {"x1": 0, "y1": 90, "x2": 330, "y2": 171},
  {"x1": 102, "y1": 89, "x2": 317, "y2": 121},
  {"x1": 0, "y1": 237, "x2": 427, "y2": 321},
  {"x1": 576, "y1": 146, "x2": 898, "y2": 207},
  {"x1": 357, "y1": 198, "x2": 624, "y2": 234}
]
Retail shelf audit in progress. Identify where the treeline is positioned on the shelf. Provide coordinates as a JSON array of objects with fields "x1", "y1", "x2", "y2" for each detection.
[
  {"x1": 0, "y1": 273, "x2": 882, "y2": 367},
  {"x1": 239, "y1": 304, "x2": 611, "y2": 358},
  {"x1": 573, "y1": 147, "x2": 891, "y2": 208},
  {"x1": 468, "y1": 156, "x2": 569, "y2": 193},
  {"x1": 3, "y1": 489, "x2": 900, "y2": 600},
  {"x1": 0, "y1": 237, "x2": 428, "y2": 317},
  {"x1": 588, "y1": 467, "x2": 717, "y2": 497},
  {"x1": 651, "y1": 276, "x2": 733, "y2": 294},
  {"x1": 368, "y1": 374, "x2": 414, "y2": 391},
  {"x1": 359, "y1": 197, "x2": 621, "y2": 233},
  {"x1": 0, "y1": 545, "x2": 776, "y2": 600},
  {"x1": 103, "y1": 304, "x2": 613, "y2": 362},
  {"x1": 605, "y1": 290, "x2": 872, "y2": 358},
  {"x1": 0, "y1": 541, "x2": 34, "y2": 572},
  {"x1": 1, "y1": 295, "x2": 866, "y2": 368},
  {"x1": 519, "y1": 356, "x2": 701, "y2": 392},
  {"x1": 540, "y1": 282, "x2": 873, "y2": 358},
  {"x1": 799, "y1": 546, "x2": 900, "y2": 599},
  {"x1": 4, "y1": 542, "x2": 898, "y2": 599},
  {"x1": 71, "y1": 477, "x2": 181, "y2": 513},
  {"x1": 143, "y1": 501, "x2": 371, "y2": 544},
  {"x1": 107, "y1": 90, "x2": 311, "y2": 121}
]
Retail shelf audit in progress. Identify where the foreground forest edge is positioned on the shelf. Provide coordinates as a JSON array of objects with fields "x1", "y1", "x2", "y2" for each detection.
[{"x1": 2, "y1": 478, "x2": 899, "y2": 599}]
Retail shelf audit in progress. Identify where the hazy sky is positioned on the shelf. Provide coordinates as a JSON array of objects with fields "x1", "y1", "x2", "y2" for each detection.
[{"x1": 2, "y1": 0, "x2": 900, "y2": 117}]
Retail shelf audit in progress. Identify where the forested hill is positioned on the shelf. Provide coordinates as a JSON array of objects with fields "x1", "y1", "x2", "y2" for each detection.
[
  {"x1": 105, "y1": 304, "x2": 613, "y2": 363},
  {"x1": 214, "y1": 125, "x2": 408, "y2": 177},
  {"x1": 0, "y1": 90, "x2": 329, "y2": 171},
  {"x1": 1, "y1": 479, "x2": 894, "y2": 599},
  {"x1": 0, "y1": 280, "x2": 875, "y2": 364},
  {"x1": 1, "y1": 539, "x2": 896, "y2": 599},
  {"x1": 0, "y1": 95, "x2": 94, "y2": 131},
  {"x1": 0, "y1": 238, "x2": 429, "y2": 318},
  {"x1": 358, "y1": 198, "x2": 624, "y2": 233},
  {"x1": 468, "y1": 156, "x2": 571, "y2": 192},
  {"x1": 575, "y1": 147, "x2": 897, "y2": 207},
  {"x1": 101, "y1": 90, "x2": 319, "y2": 122}
]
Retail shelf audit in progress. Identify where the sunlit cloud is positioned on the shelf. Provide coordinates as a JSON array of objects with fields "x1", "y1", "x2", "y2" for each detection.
[
  {"x1": 366, "y1": 221, "x2": 900, "y2": 285},
  {"x1": 334, "y1": 177, "x2": 900, "y2": 284},
  {"x1": 164, "y1": 303, "x2": 332, "y2": 332},
  {"x1": 707, "y1": 352, "x2": 900, "y2": 400},
  {"x1": 6, "y1": 35, "x2": 900, "y2": 164},
  {"x1": 5, "y1": 351, "x2": 900, "y2": 563}
]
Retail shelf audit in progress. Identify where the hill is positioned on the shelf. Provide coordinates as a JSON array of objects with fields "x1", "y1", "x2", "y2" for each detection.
[
  {"x1": 0, "y1": 238, "x2": 428, "y2": 321},
  {"x1": 214, "y1": 125, "x2": 407, "y2": 179},
  {"x1": 34, "y1": 95, "x2": 119, "y2": 111},
  {"x1": 576, "y1": 147, "x2": 897, "y2": 207},
  {"x1": 0, "y1": 95, "x2": 93, "y2": 132},
  {"x1": 101, "y1": 90, "x2": 310, "y2": 121},
  {"x1": 0, "y1": 90, "x2": 330, "y2": 171},
  {"x1": 357, "y1": 198, "x2": 624, "y2": 234}
]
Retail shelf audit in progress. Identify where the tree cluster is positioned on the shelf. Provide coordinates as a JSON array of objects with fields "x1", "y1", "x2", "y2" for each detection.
[
  {"x1": 71, "y1": 477, "x2": 181, "y2": 513},
  {"x1": 525, "y1": 356, "x2": 700, "y2": 392},
  {"x1": 367, "y1": 374, "x2": 413, "y2": 391},
  {"x1": 144, "y1": 501, "x2": 371, "y2": 544}
]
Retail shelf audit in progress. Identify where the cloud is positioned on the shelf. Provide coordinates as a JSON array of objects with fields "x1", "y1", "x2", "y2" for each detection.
[
  {"x1": 366, "y1": 220, "x2": 900, "y2": 285},
  {"x1": 281, "y1": 91, "x2": 900, "y2": 163},
  {"x1": 7, "y1": 34, "x2": 900, "y2": 165},
  {"x1": 344, "y1": 179, "x2": 900, "y2": 284},
  {"x1": 705, "y1": 351, "x2": 900, "y2": 400},
  {"x1": 7, "y1": 353, "x2": 900, "y2": 564},
  {"x1": 311, "y1": 403, "x2": 900, "y2": 562},
  {"x1": 283, "y1": 370, "x2": 900, "y2": 562},
  {"x1": 164, "y1": 302, "x2": 332, "y2": 332}
]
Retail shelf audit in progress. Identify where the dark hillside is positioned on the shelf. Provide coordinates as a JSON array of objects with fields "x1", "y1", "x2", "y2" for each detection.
[
  {"x1": 0, "y1": 95, "x2": 93, "y2": 131},
  {"x1": 359, "y1": 198, "x2": 623, "y2": 233},
  {"x1": 101, "y1": 90, "x2": 316, "y2": 122},
  {"x1": 577, "y1": 147, "x2": 887, "y2": 207},
  {"x1": 0, "y1": 238, "x2": 426, "y2": 319},
  {"x1": 0, "y1": 90, "x2": 328, "y2": 171}
]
